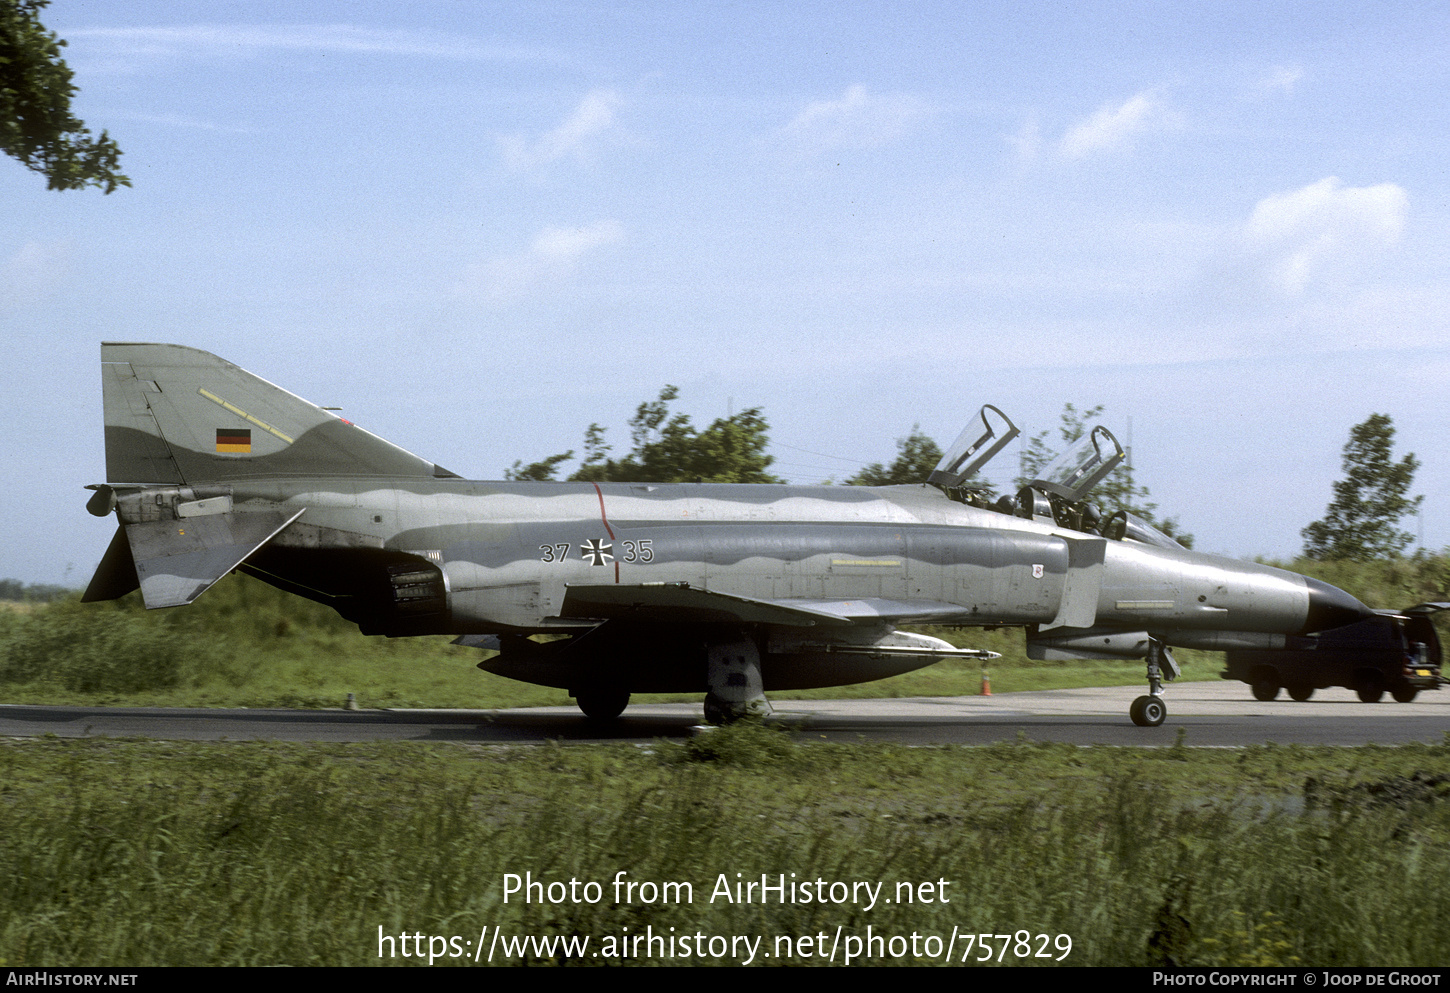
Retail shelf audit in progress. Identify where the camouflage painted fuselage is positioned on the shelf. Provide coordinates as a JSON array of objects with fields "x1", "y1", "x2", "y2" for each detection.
[{"x1": 86, "y1": 343, "x2": 1372, "y2": 699}]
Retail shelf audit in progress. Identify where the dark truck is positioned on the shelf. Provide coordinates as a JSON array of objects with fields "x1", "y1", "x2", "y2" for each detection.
[{"x1": 1223, "y1": 602, "x2": 1449, "y2": 703}]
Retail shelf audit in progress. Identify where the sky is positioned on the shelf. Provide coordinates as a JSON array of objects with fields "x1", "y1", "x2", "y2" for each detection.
[{"x1": 3, "y1": 1, "x2": 1448, "y2": 586}]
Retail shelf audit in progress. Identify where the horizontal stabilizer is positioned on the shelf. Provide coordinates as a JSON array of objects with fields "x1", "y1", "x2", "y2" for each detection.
[
  {"x1": 561, "y1": 582, "x2": 971, "y2": 627},
  {"x1": 127, "y1": 509, "x2": 305, "y2": 609}
]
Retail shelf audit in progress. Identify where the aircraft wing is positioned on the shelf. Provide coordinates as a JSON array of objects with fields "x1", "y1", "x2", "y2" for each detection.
[{"x1": 560, "y1": 582, "x2": 970, "y2": 627}]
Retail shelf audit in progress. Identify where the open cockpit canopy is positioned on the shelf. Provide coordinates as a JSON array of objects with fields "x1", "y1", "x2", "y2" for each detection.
[
  {"x1": 1029, "y1": 425, "x2": 1126, "y2": 502},
  {"x1": 928, "y1": 404, "x2": 1020, "y2": 490}
]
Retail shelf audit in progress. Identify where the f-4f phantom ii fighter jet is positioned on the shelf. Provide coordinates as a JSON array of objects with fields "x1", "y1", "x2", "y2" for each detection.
[{"x1": 83, "y1": 344, "x2": 1374, "y2": 726}]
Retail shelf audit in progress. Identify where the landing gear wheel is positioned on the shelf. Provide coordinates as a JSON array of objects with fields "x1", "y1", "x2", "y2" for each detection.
[
  {"x1": 703, "y1": 694, "x2": 730, "y2": 726},
  {"x1": 1391, "y1": 684, "x2": 1419, "y2": 704},
  {"x1": 1130, "y1": 695, "x2": 1167, "y2": 727},
  {"x1": 1251, "y1": 678, "x2": 1280, "y2": 702},
  {"x1": 575, "y1": 689, "x2": 630, "y2": 720},
  {"x1": 1356, "y1": 674, "x2": 1384, "y2": 703},
  {"x1": 1287, "y1": 683, "x2": 1314, "y2": 702}
]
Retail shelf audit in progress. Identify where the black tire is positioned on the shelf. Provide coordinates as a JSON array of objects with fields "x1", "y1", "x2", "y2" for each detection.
[
  {"x1": 1251, "y1": 677, "x2": 1280, "y2": 702},
  {"x1": 1356, "y1": 673, "x2": 1384, "y2": 704},
  {"x1": 1391, "y1": 684, "x2": 1419, "y2": 704},
  {"x1": 1130, "y1": 695, "x2": 1166, "y2": 727},
  {"x1": 1287, "y1": 684, "x2": 1314, "y2": 702},
  {"x1": 575, "y1": 689, "x2": 630, "y2": 720},
  {"x1": 703, "y1": 694, "x2": 730, "y2": 725}
]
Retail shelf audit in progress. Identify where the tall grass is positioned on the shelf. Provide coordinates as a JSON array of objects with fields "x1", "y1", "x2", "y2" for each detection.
[
  {"x1": 1, "y1": 732, "x2": 1449, "y2": 966},
  {"x1": 0, "y1": 575, "x2": 538, "y2": 709}
]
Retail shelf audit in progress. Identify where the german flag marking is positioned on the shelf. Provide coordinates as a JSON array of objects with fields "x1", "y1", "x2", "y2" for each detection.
[{"x1": 216, "y1": 427, "x2": 251, "y2": 453}]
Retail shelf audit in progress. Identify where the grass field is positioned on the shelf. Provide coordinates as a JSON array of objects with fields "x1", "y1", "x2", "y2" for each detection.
[{"x1": 1, "y1": 729, "x2": 1449, "y2": 966}]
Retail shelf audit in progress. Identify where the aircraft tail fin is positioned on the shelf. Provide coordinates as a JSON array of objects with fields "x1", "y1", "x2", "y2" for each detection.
[{"x1": 101, "y1": 343, "x2": 459, "y2": 484}]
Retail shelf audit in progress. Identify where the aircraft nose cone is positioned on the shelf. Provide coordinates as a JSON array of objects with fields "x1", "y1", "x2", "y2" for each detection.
[{"x1": 1301, "y1": 576, "x2": 1375, "y2": 634}]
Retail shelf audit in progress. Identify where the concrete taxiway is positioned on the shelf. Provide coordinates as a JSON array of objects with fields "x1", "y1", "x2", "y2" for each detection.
[{"x1": 0, "y1": 681, "x2": 1444, "y2": 746}]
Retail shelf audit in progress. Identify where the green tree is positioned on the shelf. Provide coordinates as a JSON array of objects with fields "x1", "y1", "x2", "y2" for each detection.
[
  {"x1": 846, "y1": 425, "x2": 943, "y2": 486},
  {"x1": 504, "y1": 451, "x2": 574, "y2": 482},
  {"x1": 1302, "y1": 413, "x2": 1422, "y2": 561},
  {"x1": 570, "y1": 423, "x2": 612, "y2": 481},
  {"x1": 1017, "y1": 402, "x2": 1193, "y2": 547},
  {"x1": 510, "y1": 386, "x2": 784, "y2": 484},
  {"x1": 1, "y1": 0, "x2": 128, "y2": 192}
]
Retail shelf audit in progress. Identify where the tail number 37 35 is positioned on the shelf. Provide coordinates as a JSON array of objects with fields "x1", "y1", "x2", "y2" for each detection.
[{"x1": 539, "y1": 539, "x2": 653, "y2": 563}]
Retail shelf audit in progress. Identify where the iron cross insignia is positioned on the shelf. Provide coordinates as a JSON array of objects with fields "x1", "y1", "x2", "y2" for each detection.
[{"x1": 581, "y1": 538, "x2": 614, "y2": 566}]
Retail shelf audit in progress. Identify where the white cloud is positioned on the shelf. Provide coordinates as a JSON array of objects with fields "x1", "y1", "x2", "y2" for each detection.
[
  {"x1": 499, "y1": 89, "x2": 621, "y2": 171},
  {"x1": 1058, "y1": 91, "x2": 1172, "y2": 159},
  {"x1": 457, "y1": 221, "x2": 625, "y2": 303},
  {"x1": 780, "y1": 85, "x2": 930, "y2": 153},
  {"x1": 1243, "y1": 177, "x2": 1407, "y2": 295}
]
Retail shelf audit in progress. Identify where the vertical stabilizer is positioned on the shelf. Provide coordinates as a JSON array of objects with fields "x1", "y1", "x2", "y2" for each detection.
[{"x1": 102, "y1": 343, "x2": 454, "y2": 483}]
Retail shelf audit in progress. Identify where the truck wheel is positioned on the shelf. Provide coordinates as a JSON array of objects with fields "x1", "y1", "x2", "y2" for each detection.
[
  {"x1": 1287, "y1": 684, "x2": 1314, "y2": 702},
  {"x1": 1251, "y1": 677, "x2": 1280, "y2": 702},
  {"x1": 1355, "y1": 673, "x2": 1384, "y2": 703},
  {"x1": 1391, "y1": 684, "x2": 1419, "y2": 704}
]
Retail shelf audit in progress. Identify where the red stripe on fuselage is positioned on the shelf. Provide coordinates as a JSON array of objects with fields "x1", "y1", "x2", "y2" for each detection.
[
  {"x1": 591, "y1": 483, "x2": 615, "y2": 539},
  {"x1": 591, "y1": 483, "x2": 620, "y2": 584}
]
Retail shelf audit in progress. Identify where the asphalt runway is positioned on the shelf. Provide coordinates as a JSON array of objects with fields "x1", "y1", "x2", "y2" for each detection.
[{"x1": 1, "y1": 681, "x2": 1446, "y2": 746}]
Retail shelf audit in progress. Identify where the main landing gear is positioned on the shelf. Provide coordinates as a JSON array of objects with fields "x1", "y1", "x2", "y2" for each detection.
[
  {"x1": 574, "y1": 688, "x2": 630, "y2": 721},
  {"x1": 703, "y1": 629, "x2": 773, "y2": 724},
  {"x1": 1130, "y1": 640, "x2": 1179, "y2": 727}
]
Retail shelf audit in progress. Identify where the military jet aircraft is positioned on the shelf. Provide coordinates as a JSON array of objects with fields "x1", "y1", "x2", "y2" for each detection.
[{"x1": 83, "y1": 344, "x2": 1374, "y2": 726}]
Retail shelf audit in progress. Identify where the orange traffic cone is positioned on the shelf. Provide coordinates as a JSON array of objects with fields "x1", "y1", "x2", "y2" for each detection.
[{"x1": 980, "y1": 669, "x2": 992, "y2": 696}]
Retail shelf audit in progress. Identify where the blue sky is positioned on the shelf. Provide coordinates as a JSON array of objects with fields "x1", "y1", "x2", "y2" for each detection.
[{"x1": 4, "y1": 1, "x2": 1448, "y2": 585}]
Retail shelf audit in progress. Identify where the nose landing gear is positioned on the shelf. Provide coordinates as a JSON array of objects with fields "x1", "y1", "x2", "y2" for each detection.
[{"x1": 1130, "y1": 640, "x2": 1178, "y2": 727}]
